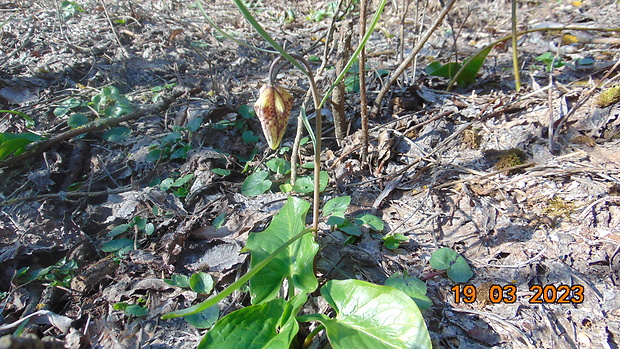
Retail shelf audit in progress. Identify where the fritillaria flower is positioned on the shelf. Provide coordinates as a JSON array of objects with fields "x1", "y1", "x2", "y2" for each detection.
[{"x1": 253, "y1": 84, "x2": 293, "y2": 150}]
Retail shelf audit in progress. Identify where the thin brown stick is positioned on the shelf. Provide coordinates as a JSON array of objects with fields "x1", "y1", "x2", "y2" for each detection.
[
  {"x1": 369, "y1": 0, "x2": 457, "y2": 118},
  {"x1": 0, "y1": 88, "x2": 190, "y2": 169},
  {"x1": 359, "y1": 0, "x2": 369, "y2": 163}
]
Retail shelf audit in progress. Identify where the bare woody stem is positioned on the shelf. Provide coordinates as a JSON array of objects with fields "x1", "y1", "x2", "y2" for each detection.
[{"x1": 269, "y1": 54, "x2": 322, "y2": 235}]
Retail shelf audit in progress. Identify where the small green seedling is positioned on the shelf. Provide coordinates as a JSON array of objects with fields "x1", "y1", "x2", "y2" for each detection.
[
  {"x1": 425, "y1": 45, "x2": 493, "y2": 86},
  {"x1": 385, "y1": 271, "x2": 432, "y2": 309},
  {"x1": 15, "y1": 257, "x2": 78, "y2": 287},
  {"x1": 535, "y1": 52, "x2": 565, "y2": 72},
  {"x1": 159, "y1": 173, "x2": 194, "y2": 197},
  {"x1": 59, "y1": 1, "x2": 84, "y2": 19},
  {"x1": 429, "y1": 247, "x2": 473, "y2": 283},
  {"x1": 323, "y1": 196, "x2": 384, "y2": 241},
  {"x1": 114, "y1": 300, "x2": 149, "y2": 318},
  {"x1": 164, "y1": 271, "x2": 220, "y2": 329},
  {"x1": 0, "y1": 132, "x2": 42, "y2": 161},
  {"x1": 382, "y1": 233, "x2": 408, "y2": 249}
]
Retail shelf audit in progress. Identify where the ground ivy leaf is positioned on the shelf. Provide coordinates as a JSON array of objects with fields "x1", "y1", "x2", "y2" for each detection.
[
  {"x1": 164, "y1": 274, "x2": 191, "y2": 288},
  {"x1": 124, "y1": 304, "x2": 148, "y2": 317},
  {"x1": 245, "y1": 196, "x2": 318, "y2": 304},
  {"x1": 103, "y1": 126, "x2": 131, "y2": 143},
  {"x1": 355, "y1": 213, "x2": 384, "y2": 231},
  {"x1": 446, "y1": 256, "x2": 473, "y2": 283},
  {"x1": 241, "y1": 170, "x2": 272, "y2": 196},
  {"x1": 190, "y1": 272, "x2": 214, "y2": 294},
  {"x1": 101, "y1": 238, "x2": 134, "y2": 252},
  {"x1": 429, "y1": 247, "x2": 459, "y2": 270},
  {"x1": 322, "y1": 196, "x2": 350, "y2": 218},
  {"x1": 385, "y1": 273, "x2": 432, "y2": 309},
  {"x1": 197, "y1": 297, "x2": 300, "y2": 349},
  {"x1": 301, "y1": 279, "x2": 431, "y2": 349}
]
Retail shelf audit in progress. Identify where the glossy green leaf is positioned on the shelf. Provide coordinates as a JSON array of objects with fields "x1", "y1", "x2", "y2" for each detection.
[
  {"x1": 0, "y1": 132, "x2": 42, "y2": 160},
  {"x1": 67, "y1": 113, "x2": 89, "y2": 128},
  {"x1": 429, "y1": 247, "x2": 458, "y2": 270},
  {"x1": 197, "y1": 296, "x2": 303, "y2": 349},
  {"x1": 322, "y1": 196, "x2": 350, "y2": 218},
  {"x1": 101, "y1": 238, "x2": 134, "y2": 252},
  {"x1": 385, "y1": 272, "x2": 432, "y2": 309},
  {"x1": 266, "y1": 158, "x2": 291, "y2": 175},
  {"x1": 430, "y1": 247, "x2": 473, "y2": 283},
  {"x1": 124, "y1": 304, "x2": 148, "y2": 317},
  {"x1": 292, "y1": 171, "x2": 328, "y2": 194},
  {"x1": 246, "y1": 196, "x2": 318, "y2": 304},
  {"x1": 382, "y1": 233, "x2": 407, "y2": 249},
  {"x1": 160, "y1": 178, "x2": 174, "y2": 191},
  {"x1": 241, "y1": 170, "x2": 272, "y2": 196},
  {"x1": 190, "y1": 272, "x2": 214, "y2": 294},
  {"x1": 354, "y1": 214, "x2": 384, "y2": 232},
  {"x1": 54, "y1": 98, "x2": 81, "y2": 117},
  {"x1": 184, "y1": 305, "x2": 219, "y2": 329},
  {"x1": 447, "y1": 256, "x2": 473, "y2": 283},
  {"x1": 165, "y1": 274, "x2": 191, "y2": 288},
  {"x1": 211, "y1": 168, "x2": 231, "y2": 176},
  {"x1": 242, "y1": 130, "x2": 259, "y2": 144},
  {"x1": 238, "y1": 104, "x2": 255, "y2": 119},
  {"x1": 107, "y1": 223, "x2": 130, "y2": 238},
  {"x1": 299, "y1": 280, "x2": 431, "y2": 349},
  {"x1": 172, "y1": 174, "x2": 194, "y2": 187},
  {"x1": 103, "y1": 126, "x2": 131, "y2": 142}
]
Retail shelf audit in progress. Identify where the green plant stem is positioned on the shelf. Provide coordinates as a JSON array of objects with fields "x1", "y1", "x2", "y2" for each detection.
[
  {"x1": 302, "y1": 324, "x2": 325, "y2": 349},
  {"x1": 162, "y1": 227, "x2": 315, "y2": 319},
  {"x1": 447, "y1": 25, "x2": 620, "y2": 91},
  {"x1": 511, "y1": 0, "x2": 521, "y2": 92},
  {"x1": 196, "y1": 0, "x2": 277, "y2": 54},
  {"x1": 232, "y1": 0, "x2": 307, "y2": 75}
]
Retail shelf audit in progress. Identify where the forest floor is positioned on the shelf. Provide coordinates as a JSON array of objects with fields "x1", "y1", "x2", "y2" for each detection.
[{"x1": 1, "y1": 0, "x2": 620, "y2": 348}]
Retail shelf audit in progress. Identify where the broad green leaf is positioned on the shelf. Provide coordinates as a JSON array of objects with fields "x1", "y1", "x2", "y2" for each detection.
[
  {"x1": 172, "y1": 174, "x2": 194, "y2": 187},
  {"x1": 385, "y1": 272, "x2": 432, "y2": 309},
  {"x1": 160, "y1": 178, "x2": 174, "y2": 191},
  {"x1": 190, "y1": 272, "x2": 214, "y2": 294},
  {"x1": 299, "y1": 280, "x2": 431, "y2": 349},
  {"x1": 67, "y1": 113, "x2": 89, "y2": 128},
  {"x1": 197, "y1": 296, "x2": 302, "y2": 349},
  {"x1": 124, "y1": 304, "x2": 148, "y2": 317},
  {"x1": 354, "y1": 214, "x2": 384, "y2": 232},
  {"x1": 0, "y1": 132, "x2": 42, "y2": 160},
  {"x1": 458, "y1": 45, "x2": 493, "y2": 85},
  {"x1": 292, "y1": 171, "x2": 328, "y2": 194},
  {"x1": 266, "y1": 158, "x2": 291, "y2": 175},
  {"x1": 246, "y1": 196, "x2": 318, "y2": 304},
  {"x1": 446, "y1": 256, "x2": 473, "y2": 283},
  {"x1": 242, "y1": 130, "x2": 259, "y2": 144},
  {"x1": 425, "y1": 61, "x2": 461, "y2": 79},
  {"x1": 161, "y1": 131, "x2": 183, "y2": 145},
  {"x1": 322, "y1": 196, "x2": 350, "y2": 218},
  {"x1": 429, "y1": 247, "x2": 459, "y2": 270},
  {"x1": 101, "y1": 238, "x2": 134, "y2": 252},
  {"x1": 107, "y1": 223, "x2": 130, "y2": 238},
  {"x1": 211, "y1": 168, "x2": 231, "y2": 176},
  {"x1": 241, "y1": 170, "x2": 272, "y2": 196},
  {"x1": 382, "y1": 234, "x2": 407, "y2": 250},
  {"x1": 186, "y1": 117, "x2": 203, "y2": 132},
  {"x1": 184, "y1": 305, "x2": 219, "y2": 329},
  {"x1": 113, "y1": 302, "x2": 129, "y2": 310},
  {"x1": 165, "y1": 274, "x2": 191, "y2": 288},
  {"x1": 103, "y1": 126, "x2": 131, "y2": 142},
  {"x1": 238, "y1": 104, "x2": 255, "y2": 119},
  {"x1": 104, "y1": 99, "x2": 133, "y2": 117},
  {"x1": 54, "y1": 98, "x2": 81, "y2": 117}
]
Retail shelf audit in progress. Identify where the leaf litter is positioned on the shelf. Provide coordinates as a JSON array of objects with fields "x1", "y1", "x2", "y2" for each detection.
[{"x1": 0, "y1": 0, "x2": 620, "y2": 348}]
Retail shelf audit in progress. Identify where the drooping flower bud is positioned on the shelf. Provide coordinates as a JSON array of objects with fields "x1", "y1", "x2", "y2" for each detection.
[{"x1": 253, "y1": 84, "x2": 293, "y2": 150}]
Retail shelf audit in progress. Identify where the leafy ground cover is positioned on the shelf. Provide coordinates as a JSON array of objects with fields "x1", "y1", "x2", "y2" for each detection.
[{"x1": 1, "y1": 0, "x2": 620, "y2": 348}]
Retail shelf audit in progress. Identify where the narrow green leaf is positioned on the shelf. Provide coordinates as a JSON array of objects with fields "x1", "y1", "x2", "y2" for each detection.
[
  {"x1": 246, "y1": 196, "x2": 317, "y2": 304},
  {"x1": 107, "y1": 223, "x2": 130, "y2": 238},
  {"x1": 101, "y1": 238, "x2": 134, "y2": 252}
]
